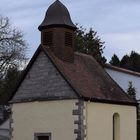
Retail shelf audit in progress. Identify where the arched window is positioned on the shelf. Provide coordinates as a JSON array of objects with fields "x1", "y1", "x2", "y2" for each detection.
[{"x1": 113, "y1": 113, "x2": 120, "y2": 140}]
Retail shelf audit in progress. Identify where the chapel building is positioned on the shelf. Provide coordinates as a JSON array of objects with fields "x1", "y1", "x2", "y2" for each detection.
[{"x1": 10, "y1": 1, "x2": 137, "y2": 140}]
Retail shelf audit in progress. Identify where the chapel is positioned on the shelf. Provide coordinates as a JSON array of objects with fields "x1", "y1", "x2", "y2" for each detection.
[{"x1": 10, "y1": 1, "x2": 137, "y2": 140}]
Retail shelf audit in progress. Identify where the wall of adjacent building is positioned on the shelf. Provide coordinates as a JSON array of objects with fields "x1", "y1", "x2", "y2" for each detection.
[
  {"x1": 86, "y1": 102, "x2": 136, "y2": 140},
  {"x1": 105, "y1": 68, "x2": 140, "y2": 100},
  {"x1": 0, "y1": 119, "x2": 10, "y2": 138},
  {"x1": 11, "y1": 100, "x2": 78, "y2": 140}
]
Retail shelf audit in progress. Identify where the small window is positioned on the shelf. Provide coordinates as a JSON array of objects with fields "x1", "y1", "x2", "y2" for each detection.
[
  {"x1": 65, "y1": 32, "x2": 73, "y2": 46},
  {"x1": 38, "y1": 136, "x2": 49, "y2": 140},
  {"x1": 35, "y1": 133, "x2": 51, "y2": 140},
  {"x1": 113, "y1": 113, "x2": 120, "y2": 140},
  {"x1": 43, "y1": 31, "x2": 53, "y2": 46}
]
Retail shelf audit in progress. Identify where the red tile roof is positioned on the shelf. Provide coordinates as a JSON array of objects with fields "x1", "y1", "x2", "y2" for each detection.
[{"x1": 44, "y1": 47, "x2": 136, "y2": 105}]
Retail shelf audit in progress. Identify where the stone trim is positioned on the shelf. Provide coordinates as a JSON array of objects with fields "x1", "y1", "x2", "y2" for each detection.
[
  {"x1": 34, "y1": 133, "x2": 51, "y2": 140},
  {"x1": 73, "y1": 100, "x2": 86, "y2": 140}
]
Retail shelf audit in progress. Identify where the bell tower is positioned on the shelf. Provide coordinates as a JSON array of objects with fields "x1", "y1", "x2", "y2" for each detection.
[{"x1": 38, "y1": 0, "x2": 77, "y2": 62}]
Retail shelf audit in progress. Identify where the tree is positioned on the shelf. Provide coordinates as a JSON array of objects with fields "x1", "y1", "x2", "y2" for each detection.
[
  {"x1": 76, "y1": 25, "x2": 106, "y2": 65},
  {"x1": 120, "y1": 55, "x2": 130, "y2": 69},
  {"x1": 129, "y1": 51, "x2": 140, "y2": 72},
  {"x1": 120, "y1": 51, "x2": 140, "y2": 72},
  {"x1": 127, "y1": 81, "x2": 136, "y2": 100},
  {"x1": 109, "y1": 54, "x2": 120, "y2": 66},
  {"x1": 110, "y1": 51, "x2": 140, "y2": 73},
  {"x1": 0, "y1": 67, "x2": 22, "y2": 104},
  {"x1": 0, "y1": 16, "x2": 27, "y2": 79}
]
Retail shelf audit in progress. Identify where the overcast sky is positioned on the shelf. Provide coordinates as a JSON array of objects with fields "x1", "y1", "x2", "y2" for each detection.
[{"x1": 0, "y1": 0, "x2": 140, "y2": 61}]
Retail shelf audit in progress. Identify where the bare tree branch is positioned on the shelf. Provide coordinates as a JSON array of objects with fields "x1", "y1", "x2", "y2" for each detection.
[{"x1": 0, "y1": 16, "x2": 27, "y2": 79}]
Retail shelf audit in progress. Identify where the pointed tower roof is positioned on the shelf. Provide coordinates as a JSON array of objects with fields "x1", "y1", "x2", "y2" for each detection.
[{"x1": 38, "y1": 0, "x2": 77, "y2": 31}]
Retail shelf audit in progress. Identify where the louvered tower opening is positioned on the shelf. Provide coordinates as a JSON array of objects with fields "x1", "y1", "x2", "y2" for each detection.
[
  {"x1": 42, "y1": 31, "x2": 53, "y2": 46},
  {"x1": 65, "y1": 32, "x2": 73, "y2": 47}
]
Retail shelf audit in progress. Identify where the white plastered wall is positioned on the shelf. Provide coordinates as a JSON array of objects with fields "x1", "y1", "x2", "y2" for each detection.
[
  {"x1": 86, "y1": 102, "x2": 136, "y2": 140},
  {"x1": 11, "y1": 100, "x2": 78, "y2": 140}
]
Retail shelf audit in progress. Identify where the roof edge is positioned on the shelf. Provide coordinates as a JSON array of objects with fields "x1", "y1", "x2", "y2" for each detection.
[
  {"x1": 105, "y1": 64, "x2": 140, "y2": 77},
  {"x1": 10, "y1": 97, "x2": 78, "y2": 104},
  {"x1": 10, "y1": 96, "x2": 137, "y2": 106},
  {"x1": 83, "y1": 97, "x2": 137, "y2": 106},
  {"x1": 38, "y1": 24, "x2": 77, "y2": 31}
]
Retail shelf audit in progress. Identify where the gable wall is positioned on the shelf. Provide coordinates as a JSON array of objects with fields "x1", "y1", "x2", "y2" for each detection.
[
  {"x1": 11, "y1": 100, "x2": 78, "y2": 140},
  {"x1": 86, "y1": 102, "x2": 136, "y2": 140},
  {"x1": 12, "y1": 51, "x2": 77, "y2": 102}
]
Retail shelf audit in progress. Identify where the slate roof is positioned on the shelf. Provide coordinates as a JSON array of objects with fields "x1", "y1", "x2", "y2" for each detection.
[
  {"x1": 10, "y1": 45, "x2": 136, "y2": 105},
  {"x1": 38, "y1": 0, "x2": 76, "y2": 31}
]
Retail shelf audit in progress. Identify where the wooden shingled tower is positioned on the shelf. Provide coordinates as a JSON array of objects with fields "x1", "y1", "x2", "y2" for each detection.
[{"x1": 38, "y1": 0, "x2": 77, "y2": 62}]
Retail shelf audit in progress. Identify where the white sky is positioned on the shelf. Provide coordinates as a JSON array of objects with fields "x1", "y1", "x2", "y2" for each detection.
[{"x1": 0, "y1": 0, "x2": 140, "y2": 61}]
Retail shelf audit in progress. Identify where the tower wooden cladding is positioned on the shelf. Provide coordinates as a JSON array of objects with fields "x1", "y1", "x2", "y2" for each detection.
[{"x1": 38, "y1": 0, "x2": 77, "y2": 62}]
